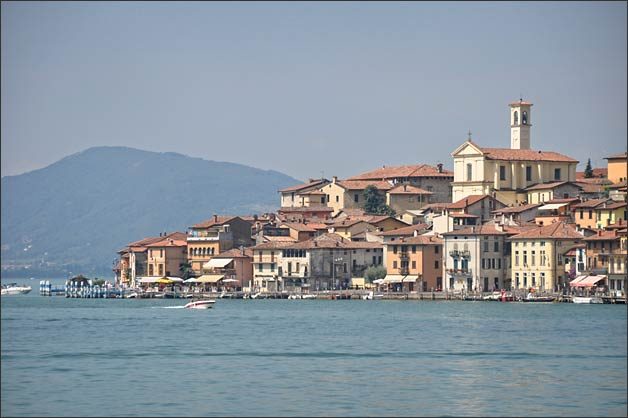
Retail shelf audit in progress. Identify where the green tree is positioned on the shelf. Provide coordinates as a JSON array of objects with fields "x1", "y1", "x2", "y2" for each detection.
[
  {"x1": 362, "y1": 185, "x2": 396, "y2": 216},
  {"x1": 179, "y1": 261, "x2": 193, "y2": 280},
  {"x1": 364, "y1": 265, "x2": 387, "y2": 283},
  {"x1": 584, "y1": 158, "x2": 594, "y2": 178}
]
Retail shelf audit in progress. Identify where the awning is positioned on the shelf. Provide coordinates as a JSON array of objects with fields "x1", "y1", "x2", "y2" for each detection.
[
  {"x1": 538, "y1": 202, "x2": 568, "y2": 211},
  {"x1": 203, "y1": 258, "x2": 233, "y2": 269},
  {"x1": 183, "y1": 277, "x2": 198, "y2": 283},
  {"x1": 195, "y1": 274, "x2": 225, "y2": 283},
  {"x1": 138, "y1": 276, "x2": 182, "y2": 284},
  {"x1": 570, "y1": 275, "x2": 606, "y2": 288},
  {"x1": 402, "y1": 276, "x2": 419, "y2": 283},
  {"x1": 383, "y1": 275, "x2": 406, "y2": 284}
]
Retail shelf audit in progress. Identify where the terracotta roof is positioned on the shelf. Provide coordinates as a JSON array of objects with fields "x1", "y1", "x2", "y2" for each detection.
[
  {"x1": 379, "y1": 223, "x2": 430, "y2": 236},
  {"x1": 509, "y1": 221, "x2": 583, "y2": 240},
  {"x1": 492, "y1": 203, "x2": 542, "y2": 214},
  {"x1": 334, "y1": 180, "x2": 394, "y2": 190},
  {"x1": 479, "y1": 147, "x2": 578, "y2": 163},
  {"x1": 215, "y1": 247, "x2": 255, "y2": 258},
  {"x1": 604, "y1": 152, "x2": 627, "y2": 160},
  {"x1": 509, "y1": 100, "x2": 533, "y2": 106},
  {"x1": 421, "y1": 202, "x2": 450, "y2": 211},
  {"x1": 278, "y1": 206, "x2": 333, "y2": 212},
  {"x1": 393, "y1": 235, "x2": 442, "y2": 245},
  {"x1": 442, "y1": 224, "x2": 515, "y2": 236},
  {"x1": 450, "y1": 213, "x2": 479, "y2": 218},
  {"x1": 576, "y1": 168, "x2": 608, "y2": 179},
  {"x1": 572, "y1": 198, "x2": 611, "y2": 209},
  {"x1": 446, "y1": 195, "x2": 493, "y2": 209},
  {"x1": 281, "y1": 222, "x2": 329, "y2": 232},
  {"x1": 300, "y1": 190, "x2": 326, "y2": 195},
  {"x1": 253, "y1": 233, "x2": 383, "y2": 250},
  {"x1": 600, "y1": 201, "x2": 627, "y2": 210},
  {"x1": 334, "y1": 208, "x2": 367, "y2": 217},
  {"x1": 544, "y1": 198, "x2": 581, "y2": 204},
  {"x1": 146, "y1": 236, "x2": 188, "y2": 247},
  {"x1": 583, "y1": 230, "x2": 620, "y2": 241},
  {"x1": 191, "y1": 216, "x2": 240, "y2": 229},
  {"x1": 329, "y1": 218, "x2": 369, "y2": 228},
  {"x1": 278, "y1": 179, "x2": 329, "y2": 193},
  {"x1": 574, "y1": 182, "x2": 606, "y2": 194},
  {"x1": 347, "y1": 164, "x2": 453, "y2": 180},
  {"x1": 263, "y1": 236, "x2": 298, "y2": 243},
  {"x1": 387, "y1": 184, "x2": 433, "y2": 195},
  {"x1": 524, "y1": 181, "x2": 582, "y2": 191}
]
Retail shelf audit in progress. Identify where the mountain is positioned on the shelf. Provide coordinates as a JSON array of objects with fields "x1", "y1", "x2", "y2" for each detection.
[{"x1": 1, "y1": 146, "x2": 300, "y2": 277}]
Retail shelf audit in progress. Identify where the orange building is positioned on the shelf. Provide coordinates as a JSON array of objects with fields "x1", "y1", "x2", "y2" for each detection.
[
  {"x1": 146, "y1": 234, "x2": 188, "y2": 278},
  {"x1": 383, "y1": 235, "x2": 443, "y2": 292},
  {"x1": 605, "y1": 152, "x2": 628, "y2": 184}
]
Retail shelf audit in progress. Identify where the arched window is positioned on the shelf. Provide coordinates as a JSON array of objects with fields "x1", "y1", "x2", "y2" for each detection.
[
  {"x1": 513, "y1": 111, "x2": 518, "y2": 125},
  {"x1": 522, "y1": 111, "x2": 528, "y2": 125}
]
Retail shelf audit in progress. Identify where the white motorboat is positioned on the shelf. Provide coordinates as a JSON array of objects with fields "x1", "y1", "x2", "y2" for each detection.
[
  {"x1": 1, "y1": 283, "x2": 32, "y2": 296},
  {"x1": 184, "y1": 299, "x2": 216, "y2": 309},
  {"x1": 301, "y1": 294, "x2": 317, "y2": 299},
  {"x1": 572, "y1": 296, "x2": 603, "y2": 304}
]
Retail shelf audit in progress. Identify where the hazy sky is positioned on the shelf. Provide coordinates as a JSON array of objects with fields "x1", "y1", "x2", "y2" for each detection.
[{"x1": 2, "y1": 1, "x2": 626, "y2": 181}]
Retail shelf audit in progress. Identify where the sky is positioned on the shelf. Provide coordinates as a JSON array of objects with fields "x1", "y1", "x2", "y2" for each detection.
[{"x1": 1, "y1": 1, "x2": 626, "y2": 182}]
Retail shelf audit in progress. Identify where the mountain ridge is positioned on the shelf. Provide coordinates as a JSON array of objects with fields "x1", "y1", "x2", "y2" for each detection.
[{"x1": 1, "y1": 146, "x2": 299, "y2": 277}]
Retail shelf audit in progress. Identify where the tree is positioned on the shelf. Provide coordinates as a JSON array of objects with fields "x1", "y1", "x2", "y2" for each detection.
[
  {"x1": 364, "y1": 265, "x2": 387, "y2": 283},
  {"x1": 362, "y1": 185, "x2": 396, "y2": 216},
  {"x1": 584, "y1": 158, "x2": 594, "y2": 178},
  {"x1": 179, "y1": 262, "x2": 193, "y2": 281}
]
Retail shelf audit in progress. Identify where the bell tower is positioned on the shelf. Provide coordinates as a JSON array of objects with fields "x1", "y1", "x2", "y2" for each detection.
[{"x1": 509, "y1": 99, "x2": 532, "y2": 149}]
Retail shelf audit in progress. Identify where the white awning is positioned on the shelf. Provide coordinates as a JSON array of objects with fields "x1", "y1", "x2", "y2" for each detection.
[
  {"x1": 383, "y1": 275, "x2": 406, "y2": 283},
  {"x1": 203, "y1": 258, "x2": 233, "y2": 269},
  {"x1": 402, "y1": 276, "x2": 419, "y2": 283},
  {"x1": 538, "y1": 202, "x2": 568, "y2": 211}
]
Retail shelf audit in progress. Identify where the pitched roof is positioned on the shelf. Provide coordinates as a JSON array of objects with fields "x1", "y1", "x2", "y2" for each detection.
[
  {"x1": 583, "y1": 230, "x2": 620, "y2": 241},
  {"x1": 576, "y1": 168, "x2": 608, "y2": 179},
  {"x1": 604, "y1": 152, "x2": 627, "y2": 160},
  {"x1": 191, "y1": 216, "x2": 240, "y2": 229},
  {"x1": 387, "y1": 184, "x2": 433, "y2": 195},
  {"x1": 278, "y1": 206, "x2": 333, "y2": 212},
  {"x1": 478, "y1": 147, "x2": 578, "y2": 163},
  {"x1": 510, "y1": 221, "x2": 583, "y2": 240},
  {"x1": 252, "y1": 233, "x2": 383, "y2": 250},
  {"x1": 335, "y1": 180, "x2": 394, "y2": 190},
  {"x1": 446, "y1": 194, "x2": 492, "y2": 209},
  {"x1": 347, "y1": 164, "x2": 453, "y2": 180},
  {"x1": 281, "y1": 222, "x2": 329, "y2": 232},
  {"x1": 492, "y1": 203, "x2": 542, "y2": 214},
  {"x1": 379, "y1": 223, "x2": 430, "y2": 236},
  {"x1": 524, "y1": 181, "x2": 582, "y2": 191},
  {"x1": 145, "y1": 234, "x2": 188, "y2": 247},
  {"x1": 572, "y1": 199, "x2": 612, "y2": 209},
  {"x1": 215, "y1": 247, "x2": 255, "y2": 258},
  {"x1": 442, "y1": 224, "x2": 515, "y2": 236},
  {"x1": 278, "y1": 179, "x2": 329, "y2": 193},
  {"x1": 394, "y1": 235, "x2": 442, "y2": 245}
]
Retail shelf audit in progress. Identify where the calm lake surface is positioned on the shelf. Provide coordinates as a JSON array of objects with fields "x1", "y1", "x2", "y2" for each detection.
[{"x1": 1, "y1": 281, "x2": 626, "y2": 417}]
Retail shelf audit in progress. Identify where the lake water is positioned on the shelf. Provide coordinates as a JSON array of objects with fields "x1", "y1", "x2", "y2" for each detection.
[{"x1": 1, "y1": 281, "x2": 626, "y2": 417}]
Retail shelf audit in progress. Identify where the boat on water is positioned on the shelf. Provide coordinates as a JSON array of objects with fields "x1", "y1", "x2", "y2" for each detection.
[
  {"x1": 301, "y1": 294, "x2": 317, "y2": 299},
  {"x1": 572, "y1": 296, "x2": 604, "y2": 304},
  {"x1": 522, "y1": 295, "x2": 556, "y2": 303},
  {"x1": 1, "y1": 283, "x2": 32, "y2": 296},
  {"x1": 361, "y1": 291, "x2": 383, "y2": 300},
  {"x1": 184, "y1": 299, "x2": 216, "y2": 309}
]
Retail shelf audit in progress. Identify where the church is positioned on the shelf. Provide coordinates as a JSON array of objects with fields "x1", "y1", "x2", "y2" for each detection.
[{"x1": 450, "y1": 100, "x2": 579, "y2": 205}]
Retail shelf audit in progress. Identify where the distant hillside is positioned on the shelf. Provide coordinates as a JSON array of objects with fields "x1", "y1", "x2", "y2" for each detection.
[{"x1": 1, "y1": 146, "x2": 299, "y2": 277}]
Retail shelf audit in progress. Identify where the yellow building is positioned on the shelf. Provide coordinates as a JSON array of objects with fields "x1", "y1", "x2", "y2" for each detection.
[
  {"x1": 509, "y1": 221, "x2": 583, "y2": 292},
  {"x1": 278, "y1": 178, "x2": 330, "y2": 207},
  {"x1": 319, "y1": 178, "x2": 393, "y2": 215},
  {"x1": 573, "y1": 199, "x2": 627, "y2": 229},
  {"x1": 451, "y1": 100, "x2": 578, "y2": 205},
  {"x1": 383, "y1": 235, "x2": 443, "y2": 292},
  {"x1": 146, "y1": 235, "x2": 188, "y2": 278},
  {"x1": 605, "y1": 152, "x2": 628, "y2": 184}
]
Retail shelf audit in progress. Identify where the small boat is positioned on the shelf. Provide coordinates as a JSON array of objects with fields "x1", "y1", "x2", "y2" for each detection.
[
  {"x1": 184, "y1": 299, "x2": 216, "y2": 309},
  {"x1": 482, "y1": 292, "x2": 502, "y2": 301},
  {"x1": 522, "y1": 295, "x2": 556, "y2": 303},
  {"x1": 288, "y1": 294, "x2": 302, "y2": 299},
  {"x1": 1, "y1": 283, "x2": 32, "y2": 296},
  {"x1": 301, "y1": 294, "x2": 317, "y2": 299},
  {"x1": 572, "y1": 296, "x2": 603, "y2": 304}
]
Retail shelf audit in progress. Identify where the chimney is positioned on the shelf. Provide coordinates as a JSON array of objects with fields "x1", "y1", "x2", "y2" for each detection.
[
  {"x1": 169, "y1": 239, "x2": 174, "y2": 245},
  {"x1": 437, "y1": 163, "x2": 443, "y2": 173},
  {"x1": 598, "y1": 229, "x2": 602, "y2": 236},
  {"x1": 332, "y1": 176, "x2": 338, "y2": 183},
  {"x1": 403, "y1": 184, "x2": 407, "y2": 191},
  {"x1": 213, "y1": 214, "x2": 218, "y2": 222},
  {"x1": 309, "y1": 178, "x2": 315, "y2": 183},
  {"x1": 413, "y1": 230, "x2": 418, "y2": 237}
]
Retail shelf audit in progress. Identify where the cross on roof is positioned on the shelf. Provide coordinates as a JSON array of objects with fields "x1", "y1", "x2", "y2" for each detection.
[{"x1": 467, "y1": 130, "x2": 472, "y2": 140}]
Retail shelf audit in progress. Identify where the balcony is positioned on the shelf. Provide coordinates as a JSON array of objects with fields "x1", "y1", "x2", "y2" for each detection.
[
  {"x1": 399, "y1": 267, "x2": 410, "y2": 275},
  {"x1": 399, "y1": 253, "x2": 409, "y2": 261},
  {"x1": 447, "y1": 268, "x2": 472, "y2": 277},
  {"x1": 449, "y1": 250, "x2": 471, "y2": 258}
]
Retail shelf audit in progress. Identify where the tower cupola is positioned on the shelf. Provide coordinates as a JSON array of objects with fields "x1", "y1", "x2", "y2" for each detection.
[{"x1": 509, "y1": 99, "x2": 533, "y2": 149}]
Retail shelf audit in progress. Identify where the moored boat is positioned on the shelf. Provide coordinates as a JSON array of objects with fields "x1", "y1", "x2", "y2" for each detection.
[
  {"x1": 184, "y1": 299, "x2": 216, "y2": 309},
  {"x1": 572, "y1": 296, "x2": 603, "y2": 304}
]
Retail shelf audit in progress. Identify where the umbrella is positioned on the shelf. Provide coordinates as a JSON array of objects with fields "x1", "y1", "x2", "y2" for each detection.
[
  {"x1": 373, "y1": 279, "x2": 385, "y2": 284},
  {"x1": 155, "y1": 277, "x2": 174, "y2": 284}
]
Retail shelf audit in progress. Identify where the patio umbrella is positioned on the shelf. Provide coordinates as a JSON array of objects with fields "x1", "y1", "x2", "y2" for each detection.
[{"x1": 155, "y1": 277, "x2": 174, "y2": 284}]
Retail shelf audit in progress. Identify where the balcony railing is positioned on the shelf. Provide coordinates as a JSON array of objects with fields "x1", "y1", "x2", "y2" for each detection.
[
  {"x1": 447, "y1": 268, "x2": 472, "y2": 277},
  {"x1": 449, "y1": 250, "x2": 471, "y2": 258}
]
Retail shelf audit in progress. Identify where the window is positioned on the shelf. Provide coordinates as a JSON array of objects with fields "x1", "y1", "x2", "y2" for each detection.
[
  {"x1": 466, "y1": 163, "x2": 473, "y2": 181},
  {"x1": 522, "y1": 111, "x2": 528, "y2": 125},
  {"x1": 372, "y1": 256, "x2": 376, "y2": 265},
  {"x1": 513, "y1": 111, "x2": 518, "y2": 125},
  {"x1": 393, "y1": 261, "x2": 398, "y2": 269},
  {"x1": 540, "y1": 272, "x2": 546, "y2": 289},
  {"x1": 434, "y1": 260, "x2": 439, "y2": 269},
  {"x1": 343, "y1": 264, "x2": 347, "y2": 273},
  {"x1": 160, "y1": 249, "x2": 163, "y2": 258},
  {"x1": 435, "y1": 246, "x2": 439, "y2": 254},
  {"x1": 412, "y1": 261, "x2": 416, "y2": 269},
  {"x1": 483, "y1": 241, "x2": 489, "y2": 252},
  {"x1": 412, "y1": 245, "x2": 416, "y2": 254},
  {"x1": 554, "y1": 168, "x2": 561, "y2": 181},
  {"x1": 523, "y1": 251, "x2": 528, "y2": 266},
  {"x1": 531, "y1": 250, "x2": 536, "y2": 266},
  {"x1": 482, "y1": 258, "x2": 486, "y2": 269},
  {"x1": 270, "y1": 263, "x2": 275, "y2": 272},
  {"x1": 158, "y1": 264, "x2": 164, "y2": 276},
  {"x1": 523, "y1": 273, "x2": 528, "y2": 287},
  {"x1": 148, "y1": 265, "x2": 154, "y2": 276},
  {"x1": 531, "y1": 273, "x2": 536, "y2": 286},
  {"x1": 515, "y1": 272, "x2": 520, "y2": 288},
  {"x1": 393, "y1": 245, "x2": 397, "y2": 254},
  {"x1": 494, "y1": 241, "x2": 499, "y2": 252},
  {"x1": 378, "y1": 256, "x2": 382, "y2": 264},
  {"x1": 271, "y1": 251, "x2": 275, "y2": 262},
  {"x1": 515, "y1": 251, "x2": 519, "y2": 266},
  {"x1": 336, "y1": 195, "x2": 339, "y2": 203},
  {"x1": 500, "y1": 165, "x2": 506, "y2": 181},
  {"x1": 498, "y1": 258, "x2": 501, "y2": 269},
  {"x1": 354, "y1": 194, "x2": 359, "y2": 203},
  {"x1": 526, "y1": 166, "x2": 532, "y2": 182},
  {"x1": 258, "y1": 263, "x2": 263, "y2": 272},
  {"x1": 588, "y1": 210, "x2": 592, "y2": 219}
]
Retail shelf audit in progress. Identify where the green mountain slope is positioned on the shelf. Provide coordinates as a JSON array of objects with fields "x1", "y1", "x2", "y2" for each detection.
[{"x1": 1, "y1": 146, "x2": 299, "y2": 277}]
